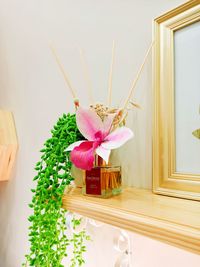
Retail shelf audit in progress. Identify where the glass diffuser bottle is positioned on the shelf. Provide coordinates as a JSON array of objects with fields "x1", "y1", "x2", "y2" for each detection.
[{"x1": 82, "y1": 155, "x2": 122, "y2": 198}]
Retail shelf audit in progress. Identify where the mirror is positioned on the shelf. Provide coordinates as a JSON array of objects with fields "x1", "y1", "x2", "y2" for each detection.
[
  {"x1": 153, "y1": 1, "x2": 200, "y2": 200},
  {"x1": 174, "y1": 21, "x2": 200, "y2": 174}
]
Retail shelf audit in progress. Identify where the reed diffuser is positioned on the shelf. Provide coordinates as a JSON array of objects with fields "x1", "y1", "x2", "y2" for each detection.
[
  {"x1": 51, "y1": 41, "x2": 153, "y2": 198},
  {"x1": 66, "y1": 104, "x2": 133, "y2": 198}
]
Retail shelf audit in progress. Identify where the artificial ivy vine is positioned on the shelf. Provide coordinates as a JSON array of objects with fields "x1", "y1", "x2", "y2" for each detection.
[{"x1": 23, "y1": 113, "x2": 89, "y2": 267}]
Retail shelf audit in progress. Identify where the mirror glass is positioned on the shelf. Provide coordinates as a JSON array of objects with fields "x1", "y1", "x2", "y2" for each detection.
[{"x1": 174, "y1": 21, "x2": 200, "y2": 174}]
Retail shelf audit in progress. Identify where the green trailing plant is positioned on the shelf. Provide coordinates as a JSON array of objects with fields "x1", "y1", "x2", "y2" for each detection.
[
  {"x1": 23, "y1": 113, "x2": 89, "y2": 267},
  {"x1": 70, "y1": 218, "x2": 89, "y2": 267}
]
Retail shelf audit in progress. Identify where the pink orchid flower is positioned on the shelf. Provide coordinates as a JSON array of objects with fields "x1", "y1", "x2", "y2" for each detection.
[{"x1": 66, "y1": 107, "x2": 133, "y2": 170}]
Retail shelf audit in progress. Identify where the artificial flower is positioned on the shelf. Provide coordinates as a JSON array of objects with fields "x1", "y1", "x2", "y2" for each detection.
[{"x1": 66, "y1": 107, "x2": 133, "y2": 170}]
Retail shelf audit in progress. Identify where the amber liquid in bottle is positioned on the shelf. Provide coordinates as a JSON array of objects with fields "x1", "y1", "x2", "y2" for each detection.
[{"x1": 82, "y1": 156, "x2": 121, "y2": 198}]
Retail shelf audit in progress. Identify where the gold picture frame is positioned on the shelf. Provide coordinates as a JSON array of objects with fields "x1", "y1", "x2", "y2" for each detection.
[{"x1": 153, "y1": 0, "x2": 200, "y2": 201}]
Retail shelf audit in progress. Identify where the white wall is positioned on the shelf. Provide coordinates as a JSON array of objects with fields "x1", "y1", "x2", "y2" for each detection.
[{"x1": 0, "y1": 0, "x2": 199, "y2": 266}]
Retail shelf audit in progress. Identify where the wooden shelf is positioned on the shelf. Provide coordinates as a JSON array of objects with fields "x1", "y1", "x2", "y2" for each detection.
[
  {"x1": 0, "y1": 110, "x2": 18, "y2": 181},
  {"x1": 63, "y1": 187, "x2": 200, "y2": 255}
]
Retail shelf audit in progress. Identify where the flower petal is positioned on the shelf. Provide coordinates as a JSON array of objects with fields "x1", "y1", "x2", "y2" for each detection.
[
  {"x1": 96, "y1": 145, "x2": 111, "y2": 164},
  {"x1": 76, "y1": 107, "x2": 103, "y2": 141},
  {"x1": 102, "y1": 127, "x2": 134, "y2": 149},
  {"x1": 66, "y1": 140, "x2": 85, "y2": 151},
  {"x1": 70, "y1": 141, "x2": 96, "y2": 170}
]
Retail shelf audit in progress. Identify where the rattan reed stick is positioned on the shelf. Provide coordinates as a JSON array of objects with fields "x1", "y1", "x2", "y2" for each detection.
[
  {"x1": 79, "y1": 48, "x2": 94, "y2": 103},
  {"x1": 50, "y1": 45, "x2": 77, "y2": 99},
  {"x1": 108, "y1": 40, "x2": 116, "y2": 107},
  {"x1": 123, "y1": 41, "x2": 154, "y2": 110}
]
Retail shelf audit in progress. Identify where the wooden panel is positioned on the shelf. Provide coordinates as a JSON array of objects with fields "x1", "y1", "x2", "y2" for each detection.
[
  {"x1": 63, "y1": 187, "x2": 200, "y2": 254},
  {"x1": 0, "y1": 110, "x2": 18, "y2": 181}
]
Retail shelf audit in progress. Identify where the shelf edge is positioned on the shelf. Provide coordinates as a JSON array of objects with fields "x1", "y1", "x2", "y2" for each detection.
[{"x1": 63, "y1": 193, "x2": 200, "y2": 255}]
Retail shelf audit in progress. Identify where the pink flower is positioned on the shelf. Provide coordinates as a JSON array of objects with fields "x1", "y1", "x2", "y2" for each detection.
[{"x1": 66, "y1": 107, "x2": 134, "y2": 170}]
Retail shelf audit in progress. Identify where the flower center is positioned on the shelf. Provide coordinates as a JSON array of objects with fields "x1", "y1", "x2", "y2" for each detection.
[{"x1": 94, "y1": 130, "x2": 104, "y2": 146}]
